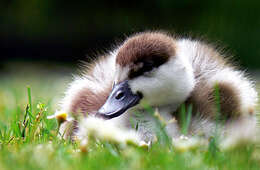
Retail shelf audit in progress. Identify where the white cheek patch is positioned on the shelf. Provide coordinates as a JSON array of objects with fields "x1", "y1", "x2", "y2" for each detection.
[{"x1": 129, "y1": 56, "x2": 195, "y2": 108}]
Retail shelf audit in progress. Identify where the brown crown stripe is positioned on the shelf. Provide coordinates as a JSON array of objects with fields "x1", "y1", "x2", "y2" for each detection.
[{"x1": 116, "y1": 32, "x2": 176, "y2": 67}]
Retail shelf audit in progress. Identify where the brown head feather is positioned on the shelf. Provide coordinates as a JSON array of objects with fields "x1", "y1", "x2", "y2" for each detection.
[{"x1": 116, "y1": 32, "x2": 176, "y2": 78}]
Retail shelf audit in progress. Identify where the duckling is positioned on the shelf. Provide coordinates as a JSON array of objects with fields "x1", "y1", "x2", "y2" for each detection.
[{"x1": 59, "y1": 31, "x2": 258, "y2": 144}]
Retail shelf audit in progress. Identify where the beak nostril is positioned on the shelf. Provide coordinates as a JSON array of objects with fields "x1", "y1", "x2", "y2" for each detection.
[{"x1": 115, "y1": 91, "x2": 125, "y2": 100}]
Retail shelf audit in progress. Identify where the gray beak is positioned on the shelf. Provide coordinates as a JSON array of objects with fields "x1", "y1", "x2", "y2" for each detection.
[{"x1": 97, "y1": 80, "x2": 142, "y2": 119}]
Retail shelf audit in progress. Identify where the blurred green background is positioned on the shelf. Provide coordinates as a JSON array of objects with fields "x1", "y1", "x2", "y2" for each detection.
[
  {"x1": 1, "y1": 0, "x2": 260, "y2": 68},
  {"x1": 1, "y1": 2, "x2": 260, "y2": 169}
]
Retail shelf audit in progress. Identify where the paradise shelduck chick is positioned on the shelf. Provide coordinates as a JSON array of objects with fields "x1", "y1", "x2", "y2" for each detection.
[{"x1": 59, "y1": 31, "x2": 258, "y2": 146}]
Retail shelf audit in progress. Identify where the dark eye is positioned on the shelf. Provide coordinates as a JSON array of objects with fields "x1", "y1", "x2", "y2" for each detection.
[
  {"x1": 142, "y1": 61, "x2": 154, "y2": 73},
  {"x1": 128, "y1": 60, "x2": 155, "y2": 79}
]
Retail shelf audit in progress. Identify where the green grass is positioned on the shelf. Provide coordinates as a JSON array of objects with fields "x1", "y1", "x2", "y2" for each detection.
[{"x1": 0, "y1": 67, "x2": 260, "y2": 170}]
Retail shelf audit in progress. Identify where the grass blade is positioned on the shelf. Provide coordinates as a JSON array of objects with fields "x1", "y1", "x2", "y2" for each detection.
[
  {"x1": 180, "y1": 104, "x2": 192, "y2": 135},
  {"x1": 27, "y1": 86, "x2": 33, "y2": 120}
]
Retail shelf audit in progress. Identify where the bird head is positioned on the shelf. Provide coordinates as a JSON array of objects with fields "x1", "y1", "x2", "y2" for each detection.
[{"x1": 98, "y1": 32, "x2": 195, "y2": 119}]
